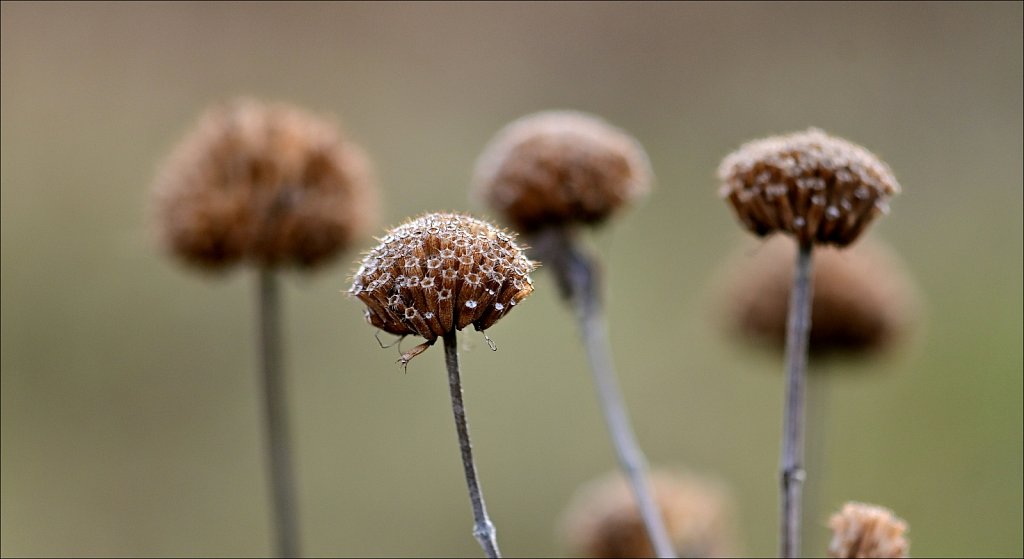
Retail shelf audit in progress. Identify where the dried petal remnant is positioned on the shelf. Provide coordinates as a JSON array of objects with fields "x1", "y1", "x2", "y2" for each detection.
[
  {"x1": 719, "y1": 128, "x2": 899, "y2": 247},
  {"x1": 154, "y1": 98, "x2": 376, "y2": 269},
  {"x1": 828, "y1": 502, "x2": 909, "y2": 558},
  {"x1": 722, "y1": 236, "x2": 918, "y2": 357},
  {"x1": 473, "y1": 110, "x2": 651, "y2": 232},
  {"x1": 561, "y1": 471, "x2": 737, "y2": 559},
  {"x1": 350, "y1": 213, "x2": 536, "y2": 340}
]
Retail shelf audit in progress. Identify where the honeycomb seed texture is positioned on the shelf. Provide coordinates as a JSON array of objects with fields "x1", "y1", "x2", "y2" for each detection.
[
  {"x1": 349, "y1": 213, "x2": 536, "y2": 339},
  {"x1": 718, "y1": 128, "x2": 899, "y2": 247},
  {"x1": 473, "y1": 110, "x2": 651, "y2": 232},
  {"x1": 828, "y1": 502, "x2": 909, "y2": 558},
  {"x1": 153, "y1": 98, "x2": 376, "y2": 270}
]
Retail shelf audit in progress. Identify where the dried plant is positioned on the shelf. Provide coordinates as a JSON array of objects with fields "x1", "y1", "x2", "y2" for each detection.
[
  {"x1": 153, "y1": 97, "x2": 377, "y2": 558},
  {"x1": 718, "y1": 128, "x2": 900, "y2": 558},
  {"x1": 561, "y1": 470, "x2": 739, "y2": 559},
  {"x1": 827, "y1": 502, "x2": 909, "y2": 558},
  {"x1": 349, "y1": 212, "x2": 537, "y2": 558},
  {"x1": 473, "y1": 111, "x2": 675, "y2": 558}
]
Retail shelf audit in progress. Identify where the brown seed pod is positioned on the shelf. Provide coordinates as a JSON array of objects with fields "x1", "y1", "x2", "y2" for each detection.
[
  {"x1": 720, "y1": 235, "x2": 918, "y2": 358},
  {"x1": 718, "y1": 128, "x2": 899, "y2": 247},
  {"x1": 153, "y1": 98, "x2": 376, "y2": 270},
  {"x1": 560, "y1": 470, "x2": 738, "y2": 559},
  {"x1": 828, "y1": 502, "x2": 909, "y2": 558},
  {"x1": 472, "y1": 110, "x2": 651, "y2": 232},
  {"x1": 349, "y1": 213, "x2": 536, "y2": 341}
]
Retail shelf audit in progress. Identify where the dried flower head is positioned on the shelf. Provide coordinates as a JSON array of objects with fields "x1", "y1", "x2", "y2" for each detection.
[
  {"x1": 828, "y1": 502, "x2": 909, "y2": 558},
  {"x1": 560, "y1": 470, "x2": 737, "y2": 559},
  {"x1": 350, "y1": 213, "x2": 536, "y2": 343},
  {"x1": 153, "y1": 98, "x2": 376, "y2": 270},
  {"x1": 720, "y1": 236, "x2": 918, "y2": 357},
  {"x1": 718, "y1": 128, "x2": 899, "y2": 247},
  {"x1": 472, "y1": 110, "x2": 652, "y2": 232}
]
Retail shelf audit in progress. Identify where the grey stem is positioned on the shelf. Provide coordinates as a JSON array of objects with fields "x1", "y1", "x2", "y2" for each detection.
[
  {"x1": 780, "y1": 243, "x2": 814, "y2": 559},
  {"x1": 442, "y1": 330, "x2": 502, "y2": 559},
  {"x1": 536, "y1": 227, "x2": 677, "y2": 559},
  {"x1": 258, "y1": 268, "x2": 300, "y2": 558}
]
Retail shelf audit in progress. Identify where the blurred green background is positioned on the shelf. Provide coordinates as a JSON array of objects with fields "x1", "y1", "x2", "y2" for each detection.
[{"x1": 2, "y1": 2, "x2": 1021, "y2": 557}]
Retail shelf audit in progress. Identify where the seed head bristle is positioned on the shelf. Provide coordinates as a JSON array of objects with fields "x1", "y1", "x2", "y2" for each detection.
[
  {"x1": 828, "y1": 502, "x2": 909, "y2": 559},
  {"x1": 350, "y1": 212, "x2": 536, "y2": 341},
  {"x1": 473, "y1": 110, "x2": 651, "y2": 232},
  {"x1": 560, "y1": 470, "x2": 737, "y2": 559},
  {"x1": 153, "y1": 98, "x2": 376, "y2": 270},
  {"x1": 721, "y1": 236, "x2": 918, "y2": 358},
  {"x1": 718, "y1": 128, "x2": 899, "y2": 247}
]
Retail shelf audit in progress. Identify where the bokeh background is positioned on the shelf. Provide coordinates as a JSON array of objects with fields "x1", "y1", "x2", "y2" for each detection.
[{"x1": 2, "y1": 2, "x2": 1021, "y2": 557}]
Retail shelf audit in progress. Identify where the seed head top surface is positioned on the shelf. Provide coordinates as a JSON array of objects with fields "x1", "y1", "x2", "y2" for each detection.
[
  {"x1": 828, "y1": 502, "x2": 909, "y2": 559},
  {"x1": 350, "y1": 212, "x2": 536, "y2": 340},
  {"x1": 718, "y1": 128, "x2": 899, "y2": 247},
  {"x1": 473, "y1": 110, "x2": 651, "y2": 232},
  {"x1": 153, "y1": 98, "x2": 376, "y2": 270},
  {"x1": 560, "y1": 470, "x2": 737, "y2": 559}
]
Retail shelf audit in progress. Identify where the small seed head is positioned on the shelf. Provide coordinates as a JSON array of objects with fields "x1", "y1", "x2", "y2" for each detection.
[
  {"x1": 350, "y1": 213, "x2": 536, "y2": 340},
  {"x1": 153, "y1": 98, "x2": 376, "y2": 270},
  {"x1": 560, "y1": 470, "x2": 737, "y2": 559},
  {"x1": 473, "y1": 110, "x2": 651, "y2": 232},
  {"x1": 828, "y1": 502, "x2": 909, "y2": 558},
  {"x1": 718, "y1": 128, "x2": 899, "y2": 247},
  {"x1": 721, "y1": 236, "x2": 918, "y2": 358}
]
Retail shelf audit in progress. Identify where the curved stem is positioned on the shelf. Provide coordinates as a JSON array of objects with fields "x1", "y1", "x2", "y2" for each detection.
[
  {"x1": 536, "y1": 227, "x2": 676, "y2": 559},
  {"x1": 258, "y1": 268, "x2": 300, "y2": 558},
  {"x1": 780, "y1": 243, "x2": 814, "y2": 558},
  {"x1": 443, "y1": 330, "x2": 502, "y2": 558}
]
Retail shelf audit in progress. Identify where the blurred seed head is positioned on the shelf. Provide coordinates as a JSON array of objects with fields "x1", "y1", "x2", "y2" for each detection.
[
  {"x1": 828, "y1": 502, "x2": 909, "y2": 558},
  {"x1": 718, "y1": 128, "x2": 899, "y2": 247},
  {"x1": 349, "y1": 212, "x2": 536, "y2": 340},
  {"x1": 153, "y1": 98, "x2": 377, "y2": 270},
  {"x1": 472, "y1": 110, "x2": 652, "y2": 233},
  {"x1": 560, "y1": 470, "x2": 738, "y2": 559},
  {"x1": 720, "y1": 235, "x2": 918, "y2": 358}
]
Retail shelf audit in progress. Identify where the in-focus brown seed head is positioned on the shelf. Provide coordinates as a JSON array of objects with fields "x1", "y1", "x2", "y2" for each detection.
[
  {"x1": 828, "y1": 502, "x2": 909, "y2": 559},
  {"x1": 718, "y1": 128, "x2": 899, "y2": 247},
  {"x1": 560, "y1": 470, "x2": 737, "y2": 559},
  {"x1": 472, "y1": 110, "x2": 651, "y2": 233},
  {"x1": 349, "y1": 213, "x2": 536, "y2": 340},
  {"x1": 720, "y1": 236, "x2": 918, "y2": 358},
  {"x1": 153, "y1": 98, "x2": 376, "y2": 270}
]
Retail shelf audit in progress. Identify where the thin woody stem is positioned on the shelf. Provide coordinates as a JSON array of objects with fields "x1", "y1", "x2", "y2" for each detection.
[
  {"x1": 536, "y1": 227, "x2": 676, "y2": 559},
  {"x1": 443, "y1": 330, "x2": 502, "y2": 558},
  {"x1": 257, "y1": 268, "x2": 301, "y2": 558},
  {"x1": 780, "y1": 242, "x2": 814, "y2": 558}
]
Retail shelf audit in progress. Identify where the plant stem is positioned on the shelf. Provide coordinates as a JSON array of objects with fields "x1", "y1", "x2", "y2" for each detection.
[
  {"x1": 258, "y1": 268, "x2": 300, "y2": 558},
  {"x1": 442, "y1": 330, "x2": 502, "y2": 559},
  {"x1": 780, "y1": 242, "x2": 814, "y2": 559},
  {"x1": 536, "y1": 227, "x2": 676, "y2": 559}
]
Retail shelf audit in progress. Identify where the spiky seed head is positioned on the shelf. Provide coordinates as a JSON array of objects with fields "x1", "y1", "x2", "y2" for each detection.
[
  {"x1": 828, "y1": 502, "x2": 909, "y2": 558},
  {"x1": 153, "y1": 98, "x2": 376, "y2": 270},
  {"x1": 349, "y1": 212, "x2": 536, "y2": 340},
  {"x1": 472, "y1": 110, "x2": 651, "y2": 232},
  {"x1": 560, "y1": 470, "x2": 737, "y2": 559},
  {"x1": 718, "y1": 128, "x2": 899, "y2": 247},
  {"x1": 721, "y1": 236, "x2": 918, "y2": 358}
]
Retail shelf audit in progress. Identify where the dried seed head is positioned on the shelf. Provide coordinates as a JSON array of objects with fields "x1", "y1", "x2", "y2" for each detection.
[
  {"x1": 828, "y1": 502, "x2": 909, "y2": 558},
  {"x1": 720, "y1": 236, "x2": 918, "y2": 358},
  {"x1": 560, "y1": 470, "x2": 737, "y2": 559},
  {"x1": 472, "y1": 110, "x2": 651, "y2": 232},
  {"x1": 350, "y1": 212, "x2": 536, "y2": 340},
  {"x1": 718, "y1": 128, "x2": 899, "y2": 247},
  {"x1": 153, "y1": 98, "x2": 376, "y2": 270}
]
